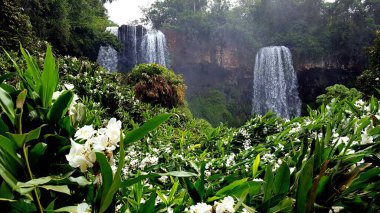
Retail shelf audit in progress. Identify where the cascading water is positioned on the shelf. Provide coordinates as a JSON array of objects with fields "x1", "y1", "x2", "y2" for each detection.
[
  {"x1": 252, "y1": 46, "x2": 301, "y2": 119},
  {"x1": 141, "y1": 30, "x2": 167, "y2": 67},
  {"x1": 97, "y1": 25, "x2": 168, "y2": 72},
  {"x1": 96, "y1": 27, "x2": 119, "y2": 72}
]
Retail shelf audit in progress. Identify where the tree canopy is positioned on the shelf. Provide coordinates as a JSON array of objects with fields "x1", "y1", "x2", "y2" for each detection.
[
  {"x1": 0, "y1": 0, "x2": 118, "y2": 60},
  {"x1": 144, "y1": 0, "x2": 380, "y2": 66}
]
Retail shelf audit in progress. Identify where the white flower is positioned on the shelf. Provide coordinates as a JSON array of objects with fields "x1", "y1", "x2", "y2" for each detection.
[
  {"x1": 66, "y1": 139, "x2": 95, "y2": 172},
  {"x1": 106, "y1": 118, "x2": 122, "y2": 144},
  {"x1": 92, "y1": 134, "x2": 109, "y2": 151},
  {"x1": 189, "y1": 203, "x2": 213, "y2": 213},
  {"x1": 334, "y1": 136, "x2": 349, "y2": 146},
  {"x1": 226, "y1": 154, "x2": 235, "y2": 167},
  {"x1": 75, "y1": 125, "x2": 96, "y2": 140},
  {"x1": 52, "y1": 91, "x2": 63, "y2": 100},
  {"x1": 159, "y1": 175, "x2": 169, "y2": 183},
  {"x1": 329, "y1": 206, "x2": 344, "y2": 213},
  {"x1": 214, "y1": 196, "x2": 235, "y2": 213},
  {"x1": 361, "y1": 132, "x2": 373, "y2": 144},
  {"x1": 64, "y1": 83, "x2": 75, "y2": 90},
  {"x1": 76, "y1": 203, "x2": 90, "y2": 213},
  {"x1": 355, "y1": 99, "x2": 365, "y2": 108}
]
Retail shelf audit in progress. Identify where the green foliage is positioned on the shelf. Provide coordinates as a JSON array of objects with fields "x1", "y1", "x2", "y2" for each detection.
[
  {"x1": 316, "y1": 84, "x2": 363, "y2": 104},
  {"x1": 1, "y1": 43, "x2": 380, "y2": 212},
  {"x1": 59, "y1": 56, "x2": 146, "y2": 126},
  {"x1": 357, "y1": 30, "x2": 380, "y2": 97},
  {"x1": 189, "y1": 89, "x2": 238, "y2": 126},
  {"x1": 127, "y1": 63, "x2": 186, "y2": 108},
  {"x1": 145, "y1": 0, "x2": 379, "y2": 65},
  {"x1": 2, "y1": 0, "x2": 119, "y2": 60},
  {"x1": 0, "y1": 0, "x2": 40, "y2": 52},
  {"x1": 0, "y1": 46, "x2": 172, "y2": 212}
]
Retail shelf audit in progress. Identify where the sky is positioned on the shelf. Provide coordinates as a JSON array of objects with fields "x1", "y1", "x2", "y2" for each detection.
[
  {"x1": 104, "y1": 0, "x2": 155, "y2": 25},
  {"x1": 105, "y1": 0, "x2": 336, "y2": 26}
]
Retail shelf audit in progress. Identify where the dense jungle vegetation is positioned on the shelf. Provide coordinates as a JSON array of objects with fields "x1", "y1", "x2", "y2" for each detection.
[{"x1": 0, "y1": 0, "x2": 379, "y2": 212}]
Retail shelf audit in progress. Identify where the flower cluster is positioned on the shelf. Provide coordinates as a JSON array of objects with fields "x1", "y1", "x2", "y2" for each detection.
[
  {"x1": 188, "y1": 196, "x2": 235, "y2": 213},
  {"x1": 66, "y1": 118, "x2": 122, "y2": 172}
]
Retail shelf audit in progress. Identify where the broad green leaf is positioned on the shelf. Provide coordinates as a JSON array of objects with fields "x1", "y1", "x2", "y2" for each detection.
[
  {"x1": 9, "y1": 199, "x2": 37, "y2": 213},
  {"x1": 40, "y1": 44, "x2": 59, "y2": 107},
  {"x1": 0, "y1": 117, "x2": 9, "y2": 134},
  {"x1": 69, "y1": 176, "x2": 91, "y2": 186},
  {"x1": 368, "y1": 126, "x2": 380, "y2": 136},
  {"x1": 263, "y1": 165, "x2": 274, "y2": 202},
  {"x1": 96, "y1": 152, "x2": 113, "y2": 199},
  {"x1": 6, "y1": 125, "x2": 45, "y2": 148},
  {"x1": 273, "y1": 164, "x2": 290, "y2": 195},
  {"x1": 0, "y1": 86, "x2": 15, "y2": 124},
  {"x1": 269, "y1": 197, "x2": 293, "y2": 213},
  {"x1": 252, "y1": 154, "x2": 260, "y2": 178},
  {"x1": 124, "y1": 114, "x2": 172, "y2": 144},
  {"x1": 234, "y1": 189, "x2": 249, "y2": 211},
  {"x1": 168, "y1": 180, "x2": 179, "y2": 203},
  {"x1": 182, "y1": 177, "x2": 201, "y2": 203},
  {"x1": 156, "y1": 190, "x2": 168, "y2": 204},
  {"x1": 40, "y1": 185, "x2": 70, "y2": 195},
  {"x1": 46, "y1": 199, "x2": 56, "y2": 211},
  {"x1": 47, "y1": 90, "x2": 74, "y2": 123},
  {"x1": 296, "y1": 156, "x2": 314, "y2": 213},
  {"x1": 17, "y1": 176, "x2": 52, "y2": 188},
  {"x1": 138, "y1": 191, "x2": 156, "y2": 213},
  {"x1": 20, "y1": 45, "x2": 41, "y2": 91},
  {"x1": 53, "y1": 206, "x2": 78, "y2": 212},
  {"x1": 324, "y1": 124, "x2": 332, "y2": 146},
  {"x1": 0, "y1": 181, "x2": 14, "y2": 199},
  {"x1": 0, "y1": 83, "x2": 16, "y2": 94},
  {"x1": 0, "y1": 164, "x2": 17, "y2": 189},
  {"x1": 215, "y1": 178, "x2": 248, "y2": 197},
  {"x1": 0, "y1": 135, "x2": 23, "y2": 166},
  {"x1": 99, "y1": 132, "x2": 125, "y2": 213},
  {"x1": 29, "y1": 143, "x2": 47, "y2": 166},
  {"x1": 195, "y1": 162, "x2": 205, "y2": 199},
  {"x1": 59, "y1": 116, "x2": 75, "y2": 137}
]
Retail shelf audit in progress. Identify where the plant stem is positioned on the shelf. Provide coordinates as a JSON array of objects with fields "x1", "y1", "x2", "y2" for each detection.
[{"x1": 23, "y1": 144, "x2": 44, "y2": 213}]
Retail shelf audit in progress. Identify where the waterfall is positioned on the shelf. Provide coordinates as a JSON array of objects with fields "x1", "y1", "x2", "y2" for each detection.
[
  {"x1": 96, "y1": 27, "x2": 119, "y2": 72},
  {"x1": 97, "y1": 25, "x2": 168, "y2": 72},
  {"x1": 118, "y1": 25, "x2": 137, "y2": 71},
  {"x1": 252, "y1": 46, "x2": 301, "y2": 119},
  {"x1": 141, "y1": 30, "x2": 167, "y2": 67}
]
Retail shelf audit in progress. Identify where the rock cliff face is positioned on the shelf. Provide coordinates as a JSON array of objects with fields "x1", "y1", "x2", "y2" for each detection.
[
  {"x1": 163, "y1": 29, "x2": 362, "y2": 121},
  {"x1": 163, "y1": 29, "x2": 254, "y2": 122}
]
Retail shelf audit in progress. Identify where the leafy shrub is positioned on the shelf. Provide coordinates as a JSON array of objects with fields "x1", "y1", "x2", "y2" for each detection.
[
  {"x1": 59, "y1": 56, "x2": 147, "y2": 125},
  {"x1": 316, "y1": 84, "x2": 363, "y2": 104},
  {"x1": 127, "y1": 63, "x2": 186, "y2": 108}
]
